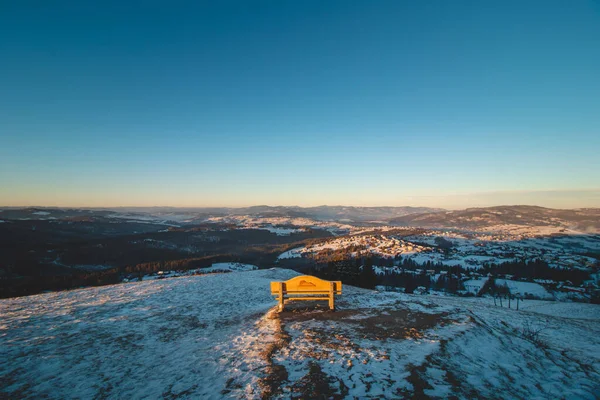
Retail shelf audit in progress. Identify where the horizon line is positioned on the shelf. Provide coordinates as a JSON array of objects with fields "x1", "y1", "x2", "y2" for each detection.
[{"x1": 1, "y1": 203, "x2": 599, "y2": 211}]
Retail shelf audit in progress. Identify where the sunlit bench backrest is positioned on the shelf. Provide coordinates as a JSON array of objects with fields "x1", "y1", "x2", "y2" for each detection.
[{"x1": 270, "y1": 275, "x2": 342, "y2": 311}]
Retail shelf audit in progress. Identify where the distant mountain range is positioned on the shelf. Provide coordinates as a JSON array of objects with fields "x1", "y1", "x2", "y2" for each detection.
[
  {"x1": 2, "y1": 205, "x2": 599, "y2": 232},
  {"x1": 388, "y1": 205, "x2": 600, "y2": 232},
  {"x1": 260, "y1": 205, "x2": 443, "y2": 221},
  {"x1": 0, "y1": 205, "x2": 442, "y2": 223}
]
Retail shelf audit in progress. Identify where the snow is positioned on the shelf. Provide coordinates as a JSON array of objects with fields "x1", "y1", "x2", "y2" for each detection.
[
  {"x1": 252, "y1": 224, "x2": 599, "y2": 272},
  {"x1": 258, "y1": 226, "x2": 301, "y2": 236},
  {"x1": 32, "y1": 211, "x2": 50, "y2": 215},
  {"x1": 2, "y1": 269, "x2": 599, "y2": 399},
  {"x1": 108, "y1": 213, "x2": 181, "y2": 226},
  {"x1": 0, "y1": 268, "x2": 298, "y2": 399},
  {"x1": 225, "y1": 290, "x2": 600, "y2": 399},
  {"x1": 138, "y1": 263, "x2": 258, "y2": 281},
  {"x1": 69, "y1": 264, "x2": 113, "y2": 271},
  {"x1": 462, "y1": 279, "x2": 552, "y2": 300},
  {"x1": 496, "y1": 279, "x2": 553, "y2": 300},
  {"x1": 203, "y1": 262, "x2": 258, "y2": 273},
  {"x1": 277, "y1": 247, "x2": 304, "y2": 260},
  {"x1": 463, "y1": 278, "x2": 488, "y2": 294},
  {"x1": 517, "y1": 300, "x2": 600, "y2": 320},
  {"x1": 400, "y1": 229, "x2": 600, "y2": 270},
  {"x1": 373, "y1": 265, "x2": 403, "y2": 275},
  {"x1": 206, "y1": 215, "x2": 354, "y2": 235},
  {"x1": 299, "y1": 235, "x2": 429, "y2": 259},
  {"x1": 407, "y1": 252, "x2": 473, "y2": 268}
]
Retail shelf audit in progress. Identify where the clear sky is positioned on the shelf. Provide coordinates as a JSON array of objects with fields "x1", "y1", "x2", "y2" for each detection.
[{"x1": 1, "y1": 1, "x2": 599, "y2": 209}]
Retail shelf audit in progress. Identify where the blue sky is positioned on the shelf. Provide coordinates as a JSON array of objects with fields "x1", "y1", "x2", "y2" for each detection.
[{"x1": 1, "y1": 1, "x2": 599, "y2": 208}]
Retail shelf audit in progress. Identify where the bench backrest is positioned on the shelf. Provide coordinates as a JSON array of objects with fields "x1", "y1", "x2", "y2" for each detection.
[{"x1": 270, "y1": 275, "x2": 342, "y2": 295}]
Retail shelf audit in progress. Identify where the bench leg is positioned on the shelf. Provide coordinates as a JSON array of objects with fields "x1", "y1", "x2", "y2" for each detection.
[
  {"x1": 329, "y1": 282, "x2": 335, "y2": 311},
  {"x1": 278, "y1": 282, "x2": 285, "y2": 312}
]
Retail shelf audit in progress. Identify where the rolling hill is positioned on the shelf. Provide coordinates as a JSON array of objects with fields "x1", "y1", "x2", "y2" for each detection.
[{"x1": 389, "y1": 205, "x2": 600, "y2": 233}]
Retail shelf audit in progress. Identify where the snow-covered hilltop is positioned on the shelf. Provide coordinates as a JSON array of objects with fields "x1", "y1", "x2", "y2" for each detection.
[
  {"x1": 280, "y1": 234, "x2": 429, "y2": 259},
  {"x1": 277, "y1": 228, "x2": 600, "y2": 272},
  {"x1": 2, "y1": 269, "x2": 599, "y2": 399}
]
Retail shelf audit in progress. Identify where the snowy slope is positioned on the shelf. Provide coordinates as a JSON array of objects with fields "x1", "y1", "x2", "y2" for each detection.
[
  {"x1": 0, "y1": 269, "x2": 297, "y2": 399},
  {"x1": 495, "y1": 278, "x2": 552, "y2": 299},
  {"x1": 1, "y1": 269, "x2": 599, "y2": 399}
]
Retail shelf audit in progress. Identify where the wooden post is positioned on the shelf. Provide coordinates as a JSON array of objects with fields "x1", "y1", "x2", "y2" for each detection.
[
  {"x1": 278, "y1": 282, "x2": 285, "y2": 312},
  {"x1": 508, "y1": 296, "x2": 511, "y2": 309},
  {"x1": 329, "y1": 282, "x2": 335, "y2": 311}
]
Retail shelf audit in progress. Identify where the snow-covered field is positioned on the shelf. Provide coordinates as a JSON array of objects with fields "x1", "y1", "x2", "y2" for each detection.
[
  {"x1": 276, "y1": 247, "x2": 304, "y2": 260},
  {"x1": 255, "y1": 226, "x2": 302, "y2": 236},
  {"x1": 516, "y1": 300, "x2": 600, "y2": 320},
  {"x1": 495, "y1": 278, "x2": 553, "y2": 300},
  {"x1": 70, "y1": 264, "x2": 114, "y2": 271},
  {"x1": 462, "y1": 278, "x2": 553, "y2": 299},
  {"x1": 107, "y1": 212, "x2": 183, "y2": 226},
  {"x1": 463, "y1": 278, "x2": 488, "y2": 294},
  {"x1": 1, "y1": 269, "x2": 297, "y2": 399},
  {"x1": 206, "y1": 215, "x2": 354, "y2": 235},
  {"x1": 203, "y1": 262, "x2": 258, "y2": 273},
  {"x1": 137, "y1": 262, "x2": 258, "y2": 281},
  {"x1": 2, "y1": 269, "x2": 599, "y2": 399}
]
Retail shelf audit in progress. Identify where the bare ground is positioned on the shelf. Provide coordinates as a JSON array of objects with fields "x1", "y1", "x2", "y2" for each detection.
[{"x1": 256, "y1": 301, "x2": 458, "y2": 399}]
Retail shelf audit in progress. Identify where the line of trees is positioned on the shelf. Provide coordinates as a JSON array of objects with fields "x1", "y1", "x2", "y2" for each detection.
[
  {"x1": 0, "y1": 268, "x2": 121, "y2": 298},
  {"x1": 303, "y1": 257, "x2": 463, "y2": 293},
  {"x1": 300, "y1": 255, "x2": 595, "y2": 295},
  {"x1": 475, "y1": 259, "x2": 591, "y2": 286},
  {"x1": 1, "y1": 254, "x2": 239, "y2": 298}
]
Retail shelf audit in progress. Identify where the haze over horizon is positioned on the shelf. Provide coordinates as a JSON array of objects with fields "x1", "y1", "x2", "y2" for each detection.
[
  {"x1": 2, "y1": 1, "x2": 599, "y2": 209},
  {"x1": 3, "y1": 188, "x2": 600, "y2": 211}
]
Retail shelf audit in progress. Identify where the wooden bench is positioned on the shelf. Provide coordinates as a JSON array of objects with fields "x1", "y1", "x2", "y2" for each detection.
[{"x1": 270, "y1": 275, "x2": 342, "y2": 312}]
